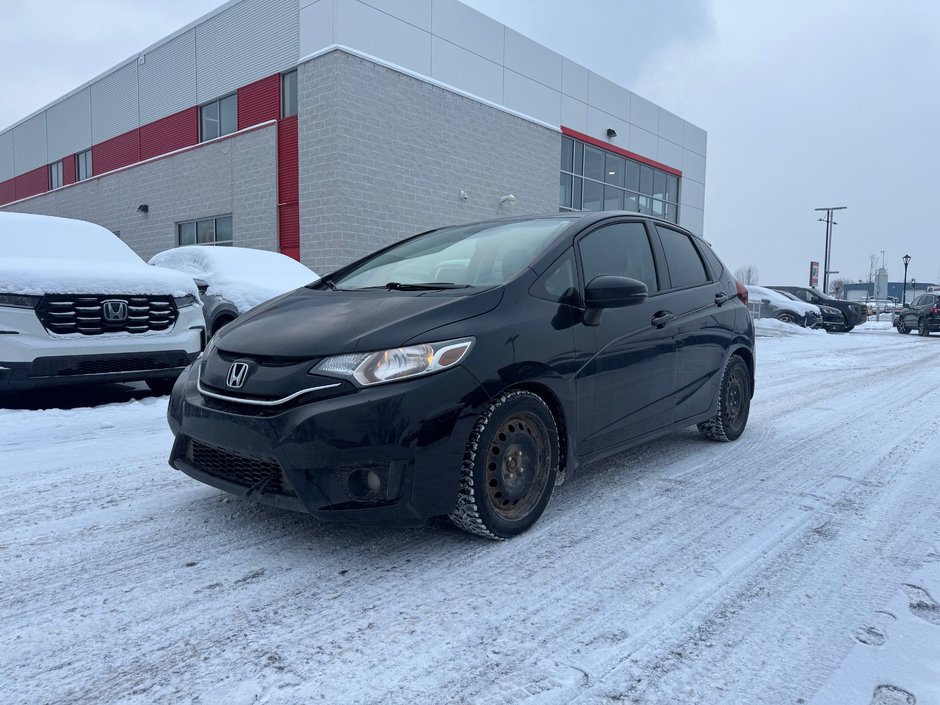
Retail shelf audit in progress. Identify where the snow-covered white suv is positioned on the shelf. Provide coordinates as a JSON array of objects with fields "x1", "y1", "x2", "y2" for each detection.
[{"x1": 0, "y1": 212, "x2": 205, "y2": 394}]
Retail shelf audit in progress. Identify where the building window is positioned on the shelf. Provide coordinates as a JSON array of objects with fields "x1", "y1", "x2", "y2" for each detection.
[
  {"x1": 560, "y1": 135, "x2": 680, "y2": 223},
  {"x1": 200, "y1": 94, "x2": 237, "y2": 142},
  {"x1": 177, "y1": 215, "x2": 233, "y2": 246},
  {"x1": 281, "y1": 70, "x2": 298, "y2": 118},
  {"x1": 49, "y1": 160, "x2": 63, "y2": 189},
  {"x1": 76, "y1": 149, "x2": 92, "y2": 181}
]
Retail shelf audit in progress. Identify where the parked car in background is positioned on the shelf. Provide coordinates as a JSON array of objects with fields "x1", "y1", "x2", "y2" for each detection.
[
  {"x1": 775, "y1": 290, "x2": 845, "y2": 331},
  {"x1": 746, "y1": 285, "x2": 822, "y2": 328},
  {"x1": 149, "y1": 246, "x2": 318, "y2": 337},
  {"x1": 894, "y1": 293, "x2": 940, "y2": 336},
  {"x1": 768, "y1": 286, "x2": 867, "y2": 332},
  {"x1": 0, "y1": 213, "x2": 203, "y2": 394}
]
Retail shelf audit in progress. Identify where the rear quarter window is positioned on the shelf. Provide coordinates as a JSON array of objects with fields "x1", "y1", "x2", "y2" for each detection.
[{"x1": 655, "y1": 226, "x2": 709, "y2": 289}]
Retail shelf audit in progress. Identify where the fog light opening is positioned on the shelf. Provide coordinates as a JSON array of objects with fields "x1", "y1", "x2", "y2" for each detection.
[{"x1": 344, "y1": 468, "x2": 384, "y2": 501}]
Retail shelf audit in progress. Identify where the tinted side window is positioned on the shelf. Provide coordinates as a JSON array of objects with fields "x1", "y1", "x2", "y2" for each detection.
[
  {"x1": 656, "y1": 226, "x2": 709, "y2": 289},
  {"x1": 698, "y1": 240, "x2": 726, "y2": 279},
  {"x1": 579, "y1": 222, "x2": 658, "y2": 293},
  {"x1": 531, "y1": 250, "x2": 577, "y2": 303}
]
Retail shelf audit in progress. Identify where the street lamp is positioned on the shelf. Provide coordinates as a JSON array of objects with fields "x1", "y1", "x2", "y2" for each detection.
[
  {"x1": 902, "y1": 254, "x2": 911, "y2": 305},
  {"x1": 815, "y1": 206, "x2": 847, "y2": 294}
]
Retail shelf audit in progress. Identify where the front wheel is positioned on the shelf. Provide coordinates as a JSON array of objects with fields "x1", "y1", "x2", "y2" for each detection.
[
  {"x1": 450, "y1": 390, "x2": 560, "y2": 540},
  {"x1": 777, "y1": 312, "x2": 797, "y2": 325},
  {"x1": 698, "y1": 355, "x2": 751, "y2": 442},
  {"x1": 842, "y1": 325, "x2": 855, "y2": 333},
  {"x1": 897, "y1": 319, "x2": 910, "y2": 334}
]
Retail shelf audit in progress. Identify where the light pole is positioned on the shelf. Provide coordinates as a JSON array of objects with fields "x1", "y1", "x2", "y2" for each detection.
[
  {"x1": 902, "y1": 254, "x2": 911, "y2": 305},
  {"x1": 815, "y1": 206, "x2": 847, "y2": 294}
]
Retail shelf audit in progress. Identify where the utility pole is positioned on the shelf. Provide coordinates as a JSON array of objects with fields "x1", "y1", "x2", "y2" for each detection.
[{"x1": 815, "y1": 206, "x2": 847, "y2": 294}]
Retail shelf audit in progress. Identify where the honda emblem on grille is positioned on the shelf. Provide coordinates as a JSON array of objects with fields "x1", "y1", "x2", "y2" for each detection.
[
  {"x1": 226, "y1": 362, "x2": 249, "y2": 389},
  {"x1": 101, "y1": 299, "x2": 128, "y2": 322}
]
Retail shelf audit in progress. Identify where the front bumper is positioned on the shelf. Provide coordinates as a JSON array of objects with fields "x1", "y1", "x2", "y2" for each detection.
[
  {"x1": 167, "y1": 361, "x2": 490, "y2": 527},
  {"x1": 0, "y1": 304, "x2": 205, "y2": 391}
]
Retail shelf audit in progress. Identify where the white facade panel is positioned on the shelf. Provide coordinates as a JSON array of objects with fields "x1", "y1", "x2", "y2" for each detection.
[
  {"x1": 13, "y1": 114, "x2": 47, "y2": 173},
  {"x1": 684, "y1": 121, "x2": 707, "y2": 156},
  {"x1": 503, "y1": 69, "x2": 561, "y2": 127},
  {"x1": 0, "y1": 130, "x2": 13, "y2": 181},
  {"x1": 587, "y1": 72, "x2": 628, "y2": 121},
  {"x1": 629, "y1": 125, "x2": 658, "y2": 162},
  {"x1": 682, "y1": 148, "x2": 707, "y2": 183},
  {"x1": 139, "y1": 29, "x2": 197, "y2": 124},
  {"x1": 359, "y1": 0, "x2": 431, "y2": 31},
  {"x1": 504, "y1": 29, "x2": 562, "y2": 91},
  {"x1": 679, "y1": 204, "x2": 704, "y2": 235},
  {"x1": 659, "y1": 108, "x2": 684, "y2": 146},
  {"x1": 196, "y1": 0, "x2": 298, "y2": 103},
  {"x1": 680, "y1": 177, "x2": 705, "y2": 210},
  {"x1": 431, "y1": 37, "x2": 502, "y2": 105},
  {"x1": 334, "y1": 0, "x2": 431, "y2": 75},
  {"x1": 431, "y1": 0, "x2": 503, "y2": 64},
  {"x1": 560, "y1": 95, "x2": 588, "y2": 133},
  {"x1": 562, "y1": 58, "x2": 588, "y2": 102},
  {"x1": 91, "y1": 62, "x2": 139, "y2": 143},
  {"x1": 656, "y1": 137, "x2": 683, "y2": 172},
  {"x1": 46, "y1": 88, "x2": 92, "y2": 161},
  {"x1": 585, "y1": 107, "x2": 629, "y2": 147},
  {"x1": 630, "y1": 93, "x2": 659, "y2": 134},
  {"x1": 299, "y1": 0, "x2": 335, "y2": 58}
]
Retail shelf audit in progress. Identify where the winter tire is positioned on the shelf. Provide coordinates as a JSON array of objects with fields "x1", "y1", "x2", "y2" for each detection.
[
  {"x1": 697, "y1": 355, "x2": 751, "y2": 442},
  {"x1": 777, "y1": 312, "x2": 797, "y2": 325},
  {"x1": 897, "y1": 319, "x2": 910, "y2": 334},
  {"x1": 918, "y1": 319, "x2": 930, "y2": 336},
  {"x1": 449, "y1": 390, "x2": 560, "y2": 540}
]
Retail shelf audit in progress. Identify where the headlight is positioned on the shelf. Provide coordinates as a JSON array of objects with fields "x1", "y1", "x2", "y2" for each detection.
[
  {"x1": 316, "y1": 337, "x2": 474, "y2": 386},
  {"x1": 0, "y1": 294, "x2": 42, "y2": 309},
  {"x1": 174, "y1": 294, "x2": 199, "y2": 308}
]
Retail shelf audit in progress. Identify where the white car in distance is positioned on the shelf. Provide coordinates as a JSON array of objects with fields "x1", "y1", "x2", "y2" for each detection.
[{"x1": 0, "y1": 213, "x2": 204, "y2": 395}]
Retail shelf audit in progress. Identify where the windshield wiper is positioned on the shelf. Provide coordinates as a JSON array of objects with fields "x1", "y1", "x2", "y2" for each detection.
[{"x1": 382, "y1": 282, "x2": 470, "y2": 291}]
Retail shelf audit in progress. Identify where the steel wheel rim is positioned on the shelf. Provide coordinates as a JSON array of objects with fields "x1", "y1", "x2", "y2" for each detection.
[
  {"x1": 485, "y1": 411, "x2": 550, "y2": 521},
  {"x1": 724, "y1": 367, "x2": 747, "y2": 431}
]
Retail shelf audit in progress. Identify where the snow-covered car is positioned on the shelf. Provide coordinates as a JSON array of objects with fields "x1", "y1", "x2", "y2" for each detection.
[
  {"x1": 775, "y1": 289, "x2": 845, "y2": 331},
  {"x1": 746, "y1": 285, "x2": 823, "y2": 328},
  {"x1": 149, "y1": 246, "x2": 318, "y2": 337},
  {"x1": 0, "y1": 213, "x2": 204, "y2": 394}
]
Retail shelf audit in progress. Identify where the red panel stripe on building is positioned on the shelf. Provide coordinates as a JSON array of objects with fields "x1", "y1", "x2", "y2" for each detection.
[
  {"x1": 0, "y1": 178, "x2": 14, "y2": 206},
  {"x1": 238, "y1": 74, "x2": 280, "y2": 131},
  {"x1": 14, "y1": 166, "x2": 48, "y2": 201},
  {"x1": 93, "y1": 130, "x2": 141, "y2": 176},
  {"x1": 140, "y1": 107, "x2": 198, "y2": 161},
  {"x1": 277, "y1": 114, "x2": 299, "y2": 260},
  {"x1": 61, "y1": 154, "x2": 76, "y2": 186},
  {"x1": 278, "y1": 203, "x2": 300, "y2": 261},
  {"x1": 561, "y1": 126, "x2": 682, "y2": 177}
]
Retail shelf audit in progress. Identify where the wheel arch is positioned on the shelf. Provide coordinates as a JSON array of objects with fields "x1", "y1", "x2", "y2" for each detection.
[{"x1": 501, "y1": 381, "x2": 571, "y2": 484}]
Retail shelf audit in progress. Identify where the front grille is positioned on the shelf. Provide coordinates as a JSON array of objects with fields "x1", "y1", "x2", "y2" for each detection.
[
  {"x1": 36, "y1": 295, "x2": 178, "y2": 335},
  {"x1": 185, "y1": 439, "x2": 296, "y2": 497},
  {"x1": 29, "y1": 351, "x2": 191, "y2": 378}
]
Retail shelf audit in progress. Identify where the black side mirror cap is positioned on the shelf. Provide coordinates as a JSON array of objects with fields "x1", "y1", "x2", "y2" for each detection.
[{"x1": 584, "y1": 276, "x2": 648, "y2": 309}]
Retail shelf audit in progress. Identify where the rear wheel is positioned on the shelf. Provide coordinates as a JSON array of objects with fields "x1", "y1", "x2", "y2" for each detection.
[
  {"x1": 918, "y1": 318, "x2": 930, "y2": 336},
  {"x1": 698, "y1": 355, "x2": 751, "y2": 442},
  {"x1": 450, "y1": 390, "x2": 560, "y2": 540}
]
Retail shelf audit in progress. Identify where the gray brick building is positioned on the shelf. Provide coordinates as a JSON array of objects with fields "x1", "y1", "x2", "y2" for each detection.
[{"x1": 0, "y1": 0, "x2": 707, "y2": 274}]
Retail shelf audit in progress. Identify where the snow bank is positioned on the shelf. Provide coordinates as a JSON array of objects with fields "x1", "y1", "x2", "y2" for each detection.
[
  {"x1": 754, "y1": 317, "x2": 827, "y2": 337},
  {"x1": 149, "y1": 246, "x2": 318, "y2": 313}
]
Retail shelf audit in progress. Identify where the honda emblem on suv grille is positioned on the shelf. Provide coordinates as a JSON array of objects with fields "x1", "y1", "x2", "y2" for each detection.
[
  {"x1": 102, "y1": 299, "x2": 128, "y2": 322},
  {"x1": 226, "y1": 362, "x2": 249, "y2": 389}
]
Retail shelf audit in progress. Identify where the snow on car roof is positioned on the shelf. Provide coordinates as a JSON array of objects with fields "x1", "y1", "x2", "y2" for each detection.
[
  {"x1": 0, "y1": 213, "x2": 197, "y2": 296},
  {"x1": 149, "y1": 245, "x2": 318, "y2": 313}
]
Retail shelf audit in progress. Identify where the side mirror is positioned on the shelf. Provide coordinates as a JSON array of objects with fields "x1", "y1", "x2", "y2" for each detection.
[
  {"x1": 583, "y1": 276, "x2": 647, "y2": 326},
  {"x1": 584, "y1": 276, "x2": 648, "y2": 309}
]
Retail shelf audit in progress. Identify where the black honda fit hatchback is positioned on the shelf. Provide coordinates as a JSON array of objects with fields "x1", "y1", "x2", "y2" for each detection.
[{"x1": 167, "y1": 212, "x2": 754, "y2": 539}]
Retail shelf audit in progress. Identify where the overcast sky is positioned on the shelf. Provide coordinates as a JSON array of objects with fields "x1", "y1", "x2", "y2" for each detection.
[{"x1": 2, "y1": 0, "x2": 938, "y2": 286}]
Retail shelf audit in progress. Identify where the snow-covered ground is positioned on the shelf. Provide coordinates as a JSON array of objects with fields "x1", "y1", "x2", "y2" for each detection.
[{"x1": 2, "y1": 323, "x2": 939, "y2": 705}]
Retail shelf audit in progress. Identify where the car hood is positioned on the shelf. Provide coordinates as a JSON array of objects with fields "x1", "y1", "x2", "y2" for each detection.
[
  {"x1": 0, "y1": 256, "x2": 198, "y2": 297},
  {"x1": 213, "y1": 285, "x2": 504, "y2": 358}
]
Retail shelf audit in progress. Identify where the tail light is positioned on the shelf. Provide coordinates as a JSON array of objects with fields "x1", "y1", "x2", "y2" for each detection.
[
  {"x1": 931, "y1": 307, "x2": 937, "y2": 315},
  {"x1": 735, "y1": 280, "x2": 748, "y2": 305}
]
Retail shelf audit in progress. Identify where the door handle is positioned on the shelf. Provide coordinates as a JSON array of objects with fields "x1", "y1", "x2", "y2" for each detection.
[
  {"x1": 715, "y1": 292, "x2": 729, "y2": 306},
  {"x1": 651, "y1": 311, "x2": 675, "y2": 328}
]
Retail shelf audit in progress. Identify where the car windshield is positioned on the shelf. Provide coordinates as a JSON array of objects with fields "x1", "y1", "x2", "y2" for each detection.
[{"x1": 327, "y1": 218, "x2": 575, "y2": 290}]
